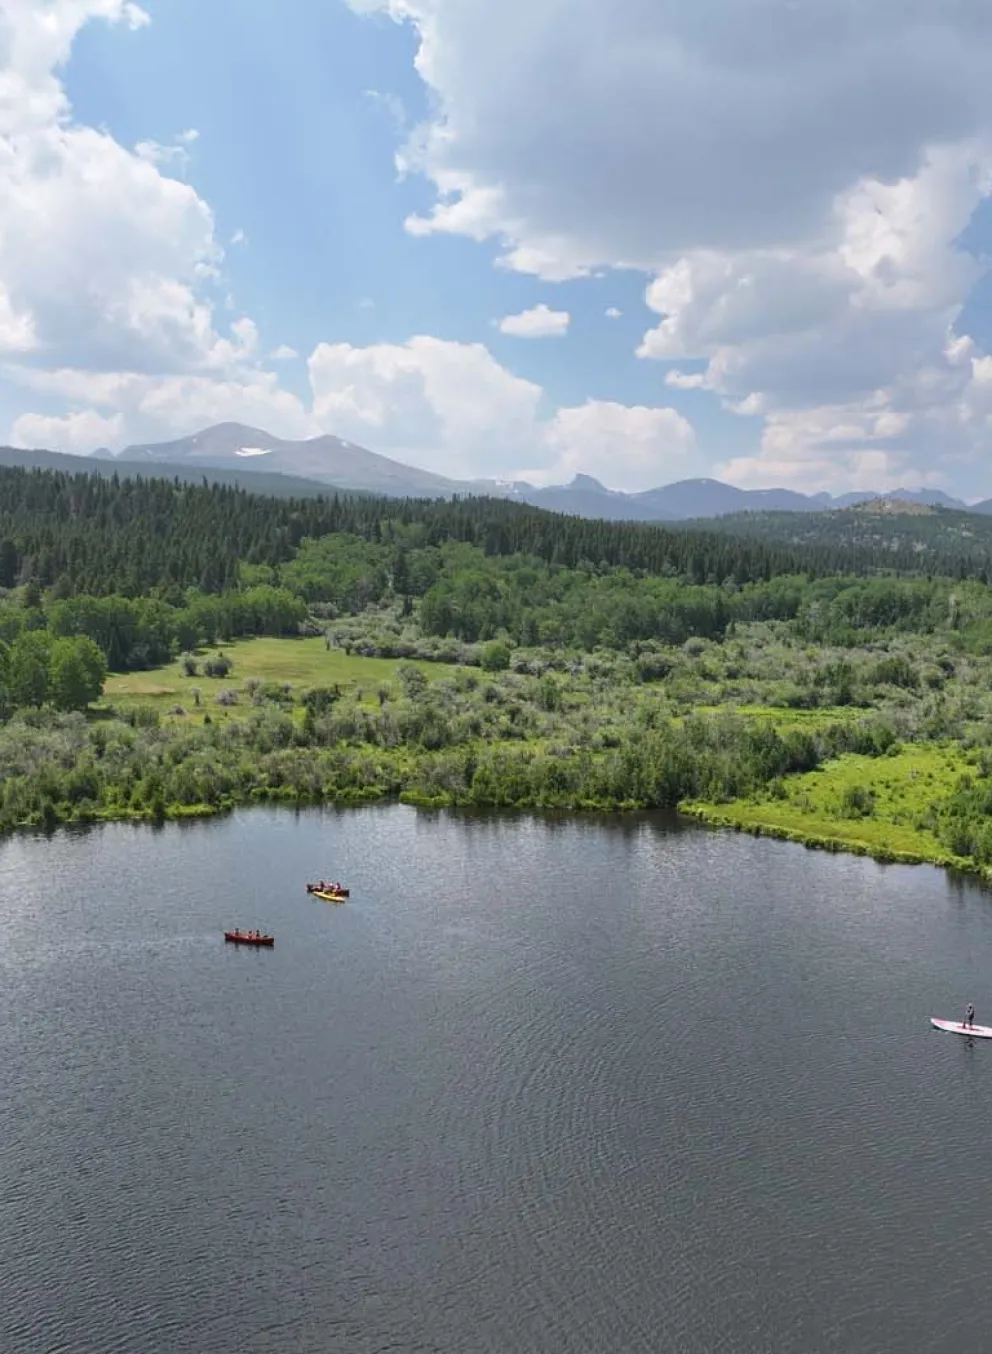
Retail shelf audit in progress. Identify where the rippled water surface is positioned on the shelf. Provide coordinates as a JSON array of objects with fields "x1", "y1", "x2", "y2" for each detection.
[{"x1": 3, "y1": 806, "x2": 992, "y2": 1352}]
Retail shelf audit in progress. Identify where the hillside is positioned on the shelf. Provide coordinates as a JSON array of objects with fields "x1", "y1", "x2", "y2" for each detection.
[
  {"x1": 115, "y1": 423, "x2": 476, "y2": 498},
  {"x1": 23, "y1": 422, "x2": 972, "y2": 519},
  {"x1": 518, "y1": 475, "x2": 966, "y2": 521},
  {"x1": 0, "y1": 444, "x2": 338, "y2": 499},
  {"x1": 684, "y1": 502, "x2": 992, "y2": 575}
]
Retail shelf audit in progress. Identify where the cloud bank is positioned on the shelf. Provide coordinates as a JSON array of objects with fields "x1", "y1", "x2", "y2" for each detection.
[{"x1": 348, "y1": 0, "x2": 992, "y2": 494}]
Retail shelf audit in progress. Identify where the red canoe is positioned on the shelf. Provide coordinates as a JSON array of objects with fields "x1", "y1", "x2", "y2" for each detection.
[{"x1": 224, "y1": 932, "x2": 274, "y2": 947}]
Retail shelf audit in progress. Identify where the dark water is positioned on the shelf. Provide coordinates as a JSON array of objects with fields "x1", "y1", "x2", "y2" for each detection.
[{"x1": 2, "y1": 807, "x2": 992, "y2": 1353}]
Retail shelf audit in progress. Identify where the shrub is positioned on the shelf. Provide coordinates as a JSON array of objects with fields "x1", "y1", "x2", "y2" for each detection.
[
  {"x1": 840, "y1": 784, "x2": 876, "y2": 819},
  {"x1": 204, "y1": 654, "x2": 233, "y2": 679},
  {"x1": 481, "y1": 641, "x2": 512, "y2": 672}
]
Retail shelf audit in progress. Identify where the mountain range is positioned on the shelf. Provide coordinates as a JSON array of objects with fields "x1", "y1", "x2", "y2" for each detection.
[{"x1": 5, "y1": 421, "x2": 988, "y2": 520}]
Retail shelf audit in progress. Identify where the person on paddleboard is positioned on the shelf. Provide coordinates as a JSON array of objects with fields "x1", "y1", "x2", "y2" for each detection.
[{"x1": 965, "y1": 1002, "x2": 976, "y2": 1028}]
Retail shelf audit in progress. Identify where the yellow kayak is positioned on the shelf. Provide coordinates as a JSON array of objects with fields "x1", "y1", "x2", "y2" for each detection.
[{"x1": 312, "y1": 889, "x2": 347, "y2": 903}]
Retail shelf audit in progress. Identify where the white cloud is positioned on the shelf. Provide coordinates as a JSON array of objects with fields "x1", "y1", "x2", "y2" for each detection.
[
  {"x1": 643, "y1": 143, "x2": 992, "y2": 489},
  {"x1": 135, "y1": 134, "x2": 197, "y2": 172},
  {"x1": 352, "y1": 0, "x2": 992, "y2": 272},
  {"x1": 270, "y1": 344, "x2": 299, "y2": 361},
  {"x1": 16, "y1": 0, "x2": 992, "y2": 497},
  {"x1": 10, "y1": 366, "x2": 314, "y2": 454},
  {"x1": 539, "y1": 400, "x2": 696, "y2": 490},
  {"x1": 349, "y1": 0, "x2": 992, "y2": 493},
  {"x1": 230, "y1": 228, "x2": 246, "y2": 245},
  {"x1": 605, "y1": 307, "x2": 622, "y2": 320},
  {"x1": 13, "y1": 407, "x2": 126, "y2": 455},
  {"x1": 11, "y1": 329, "x2": 700, "y2": 490},
  {"x1": 308, "y1": 335, "x2": 544, "y2": 478},
  {"x1": 497, "y1": 303, "x2": 570, "y2": 338},
  {"x1": 0, "y1": 4, "x2": 260, "y2": 380},
  {"x1": 0, "y1": 1, "x2": 333, "y2": 466},
  {"x1": 307, "y1": 335, "x2": 695, "y2": 487},
  {"x1": 664, "y1": 370, "x2": 704, "y2": 390}
]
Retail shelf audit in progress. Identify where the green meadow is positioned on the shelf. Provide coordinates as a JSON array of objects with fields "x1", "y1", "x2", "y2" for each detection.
[
  {"x1": 102, "y1": 637, "x2": 461, "y2": 724},
  {"x1": 682, "y1": 744, "x2": 979, "y2": 874}
]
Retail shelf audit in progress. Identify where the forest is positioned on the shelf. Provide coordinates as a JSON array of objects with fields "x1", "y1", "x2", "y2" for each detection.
[{"x1": 3, "y1": 462, "x2": 992, "y2": 879}]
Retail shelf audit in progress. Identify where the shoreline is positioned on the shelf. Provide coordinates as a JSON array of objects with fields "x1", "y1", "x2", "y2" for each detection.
[
  {"x1": 5, "y1": 777, "x2": 988, "y2": 886},
  {"x1": 679, "y1": 799, "x2": 986, "y2": 881}
]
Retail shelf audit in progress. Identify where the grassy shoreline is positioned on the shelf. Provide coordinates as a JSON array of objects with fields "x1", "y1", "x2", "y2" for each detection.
[
  {"x1": 680, "y1": 745, "x2": 987, "y2": 880},
  {"x1": 14, "y1": 780, "x2": 987, "y2": 888},
  {"x1": 5, "y1": 745, "x2": 982, "y2": 886}
]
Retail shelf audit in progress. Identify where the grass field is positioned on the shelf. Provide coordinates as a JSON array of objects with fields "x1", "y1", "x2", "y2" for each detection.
[
  {"x1": 682, "y1": 744, "x2": 978, "y2": 872},
  {"x1": 102, "y1": 637, "x2": 461, "y2": 723}
]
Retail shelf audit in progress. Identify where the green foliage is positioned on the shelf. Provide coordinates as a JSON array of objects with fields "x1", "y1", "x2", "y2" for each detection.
[
  {"x1": 10, "y1": 460, "x2": 992, "y2": 881},
  {"x1": 480, "y1": 640, "x2": 512, "y2": 671},
  {"x1": 690, "y1": 504, "x2": 992, "y2": 578},
  {"x1": 840, "y1": 784, "x2": 877, "y2": 818},
  {"x1": 9, "y1": 630, "x2": 51, "y2": 707},
  {"x1": 203, "y1": 654, "x2": 233, "y2": 679},
  {"x1": 49, "y1": 636, "x2": 107, "y2": 712},
  {"x1": 870, "y1": 655, "x2": 919, "y2": 689},
  {"x1": 5, "y1": 631, "x2": 106, "y2": 711},
  {"x1": 279, "y1": 535, "x2": 390, "y2": 610}
]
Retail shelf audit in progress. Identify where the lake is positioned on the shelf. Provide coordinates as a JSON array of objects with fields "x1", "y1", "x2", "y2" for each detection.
[{"x1": 2, "y1": 805, "x2": 991, "y2": 1353}]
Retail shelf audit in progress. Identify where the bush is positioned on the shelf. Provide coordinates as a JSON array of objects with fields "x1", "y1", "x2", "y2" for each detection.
[
  {"x1": 840, "y1": 784, "x2": 876, "y2": 818},
  {"x1": 203, "y1": 654, "x2": 232, "y2": 679},
  {"x1": 481, "y1": 641, "x2": 512, "y2": 672}
]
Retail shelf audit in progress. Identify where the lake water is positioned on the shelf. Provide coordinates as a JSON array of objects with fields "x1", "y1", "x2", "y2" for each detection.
[{"x1": 2, "y1": 805, "x2": 992, "y2": 1353}]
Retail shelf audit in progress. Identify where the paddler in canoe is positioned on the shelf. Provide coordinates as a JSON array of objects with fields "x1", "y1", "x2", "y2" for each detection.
[{"x1": 306, "y1": 880, "x2": 349, "y2": 896}]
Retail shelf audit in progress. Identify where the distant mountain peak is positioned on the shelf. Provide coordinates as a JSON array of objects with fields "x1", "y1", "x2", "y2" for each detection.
[{"x1": 76, "y1": 422, "x2": 975, "y2": 522}]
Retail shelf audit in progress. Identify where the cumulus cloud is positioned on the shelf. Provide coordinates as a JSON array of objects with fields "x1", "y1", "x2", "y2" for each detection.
[
  {"x1": 0, "y1": 4, "x2": 252, "y2": 376},
  {"x1": 12, "y1": 324, "x2": 700, "y2": 488},
  {"x1": 349, "y1": 0, "x2": 992, "y2": 492},
  {"x1": 605, "y1": 307, "x2": 622, "y2": 320},
  {"x1": 352, "y1": 0, "x2": 992, "y2": 268},
  {"x1": 309, "y1": 335, "x2": 543, "y2": 478},
  {"x1": 308, "y1": 335, "x2": 695, "y2": 487},
  {"x1": 497, "y1": 304, "x2": 570, "y2": 338},
  {"x1": 642, "y1": 143, "x2": 992, "y2": 488},
  {"x1": 18, "y1": 0, "x2": 992, "y2": 496},
  {"x1": 0, "y1": 0, "x2": 289, "y2": 453},
  {"x1": 538, "y1": 400, "x2": 696, "y2": 490},
  {"x1": 10, "y1": 366, "x2": 314, "y2": 454}
]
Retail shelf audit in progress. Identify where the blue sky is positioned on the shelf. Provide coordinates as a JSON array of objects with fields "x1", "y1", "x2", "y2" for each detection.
[{"x1": 3, "y1": 1, "x2": 992, "y2": 494}]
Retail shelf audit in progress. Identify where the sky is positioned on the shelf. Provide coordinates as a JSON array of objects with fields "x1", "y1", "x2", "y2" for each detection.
[{"x1": 3, "y1": 3, "x2": 992, "y2": 496}]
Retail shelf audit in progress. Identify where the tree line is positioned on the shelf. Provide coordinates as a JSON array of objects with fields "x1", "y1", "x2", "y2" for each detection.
[{"x1": 6, "y1": 464, "x2": 992, "y2": 607}]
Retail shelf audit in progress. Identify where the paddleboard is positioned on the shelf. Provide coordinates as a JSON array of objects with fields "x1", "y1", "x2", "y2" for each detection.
[{"x1": 930, "y1": 1017, "x2": 992, "y2": 1039}]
